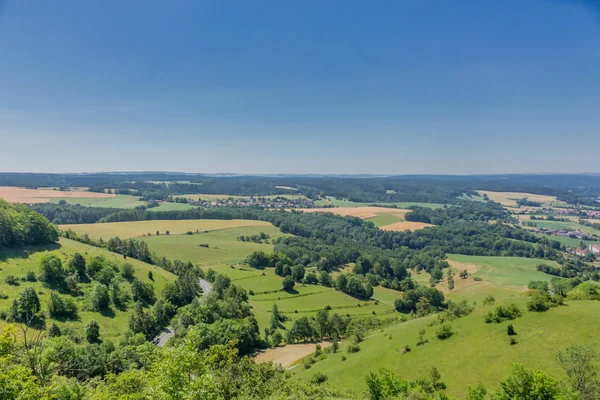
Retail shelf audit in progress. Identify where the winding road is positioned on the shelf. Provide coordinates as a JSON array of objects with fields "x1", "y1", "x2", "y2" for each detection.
[{"x1": 153, "y1": 278, "x2": 212, "y2": 347}]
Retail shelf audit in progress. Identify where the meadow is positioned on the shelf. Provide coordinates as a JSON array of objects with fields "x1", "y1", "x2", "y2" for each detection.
[
  {"x1": 0, "y1": 238, "x2": 176, "y2": 341},
  {"x1": 477, "y1": 190, "x2": 565, "y2": 208},
  {"x1": 50, "y1": 194, "x2": 146, "y2": 209},
  {"x1": 60, "y1": 219, "x2": 274, "y2": 240},
  {"x1": 293, "y1": 299, "x2": 600, "y2": 399},
  {"x1": 446, "y1": 254, "x2": 559, "y2": 288}
]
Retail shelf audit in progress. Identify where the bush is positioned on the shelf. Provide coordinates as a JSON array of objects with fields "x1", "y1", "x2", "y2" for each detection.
[
  {"x1": 120, "y1": 263, "x2": 135, "y2": 280},
  {"x1": 473, "y1": 277, "x2": 483, "y2": 282},
  {"x1": 0, "y1": 292, "x2": 8, "y2": 300},
  {"x1": 507, "y1": 324, "x2": 516, "y2": 336},
  {"x1": 485, "y1": 304, "x2": 522, "y2": 323},
  {"x1": 482, "y1": 295, "x2": 495, "y2": 306},
  {"x1": 527, "y1": 293, "x2": 551, "y2": 312},
  {"x1": 436, "y1": 324, "x2": 454, "y2": 340},
  {"x1": 87, "y1": 282, "x2": 110, "y2": 311},
  {"x1": 47, "y1": 292, "x2": 78, "y2": 319},
  {"x1": 347, "y1": 343, "x2": 361, "y2": 353},
  {"x1": 85, "y1": 320, "x2": 100, "y2": 343},
  {"x1": 24, "y1": 271, "x2": 37, "y2": 282},
  {"x1": 4, "y1": 275, "x2": 19, "y2": 286},
  {"x1": 39, "y1": 254, "x2": 64, "y2": 283},
  {"x1": 310, "y1": 372, "x2": 329, "y2": 384}
]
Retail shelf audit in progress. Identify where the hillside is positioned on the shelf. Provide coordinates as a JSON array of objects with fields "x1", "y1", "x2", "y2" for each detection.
[
  {"x1": 0, "y1": 238, "x2": 176, "y2": 341},
  {"x1": 293, "y1": 297, "x2": 600, "y2": 398}
]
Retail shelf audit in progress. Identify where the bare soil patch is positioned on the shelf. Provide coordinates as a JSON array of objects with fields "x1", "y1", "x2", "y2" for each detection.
[
  {"x1": 438, "y1": 260, "x2": 481, "y2": 294},
  {"x1": 0, "y1": 186, "x2": 114, "y2": 204},
  {"x1": 254, "y1": 342, "x2": 333, "y2": 368},
  {"x1": 379, "y1": 221, "x2": 432, "y2": 232},
  {"x1": 301, "y1": 206, "x2": 409, "y2": 220}
]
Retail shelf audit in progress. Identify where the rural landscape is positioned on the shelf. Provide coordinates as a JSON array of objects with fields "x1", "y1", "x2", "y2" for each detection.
[
  {"x1": 2, "y1": 0, "x2": 599, "y2": 399},
  {"x1": 2, "y1": 173, "x2": 600, "y2": 399}
]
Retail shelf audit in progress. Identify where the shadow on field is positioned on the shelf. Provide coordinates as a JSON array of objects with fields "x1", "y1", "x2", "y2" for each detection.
[{"x1": 0, "y1": 243, "x2": 61, "y2": 262}]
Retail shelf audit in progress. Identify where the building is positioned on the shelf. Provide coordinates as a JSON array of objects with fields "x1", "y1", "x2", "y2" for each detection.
[
  {"x1": 575, "y1": 248, "x2": 589, "y2": 257},
  {"x1": 590, "y1": 244, "x2": 600, "y2": 255}
]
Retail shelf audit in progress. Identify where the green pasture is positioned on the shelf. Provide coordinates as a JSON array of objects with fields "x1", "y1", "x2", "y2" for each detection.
[
  {"x1": 50, "y1": 195, "x2": 146, "y2": 209},
  {"x1": 293, "y1": 299, "x2": 600, "y2": 399}
]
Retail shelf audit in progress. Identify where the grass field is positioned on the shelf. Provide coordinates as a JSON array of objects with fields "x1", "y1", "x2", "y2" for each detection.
[
  {"x1": 314, "y1": 196, "x2": 445, "y2": 209},
  {"x1": 365, "y1": 214, "x2": 404, "y2": 227},
  {"x1": 0, "y1": 238, "x2": 176, "y2": 341},
  {"x1": 447, "y1": 254, "x2": 558, "y2": 288},
  {"x1": 147, "y1": 202, "x2": 193, "y2": 212},
  {"x1": 477, "y1": 190, "x2": 565, "y2": 208},
  {"x1": 293, "y1": 299, "x2": 600, "y2": 399},
  {"x1": 531, "y1": 232, "x2": 600, "y2": 248},
  {"x1": 60, "y1": 219, "x2": 274, "y2": 240},
  {"x1": 50, "y1": 194, "x2": 146, "y2": 209},
  {"x1": 524, "y1": 219, "x2": 600, "y2": 236}
]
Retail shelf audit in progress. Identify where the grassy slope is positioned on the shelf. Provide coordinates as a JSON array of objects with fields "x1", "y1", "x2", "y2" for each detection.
[
  {"x1": 532, "y1": 232, "x2": 600, "y2": 248},
  {"x1": 293, "y1": 298, "x2": 600, "y2": 399},
  {"x1": 447, "y1": 254, "x2": 559, "y2": 288},
  {"x1": 0, "y1": 238, "x2": 176, "y2": 341},
  {"x1": 60, "y1": 219, "x2": 274, "y2": 240}
]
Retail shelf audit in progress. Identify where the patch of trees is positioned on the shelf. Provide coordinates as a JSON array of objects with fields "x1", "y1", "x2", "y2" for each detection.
[
  {"x1": 28, "y1": 203, "x2": 121, "y2": 224},
  {"x1": 0, "y1": 199, "x2": 58, "y2": 247},
  {"x1": 394, "y1": 286, "x2": 446, "y2": 316},
  {"x1": 484, "y1": 304, "x2": 522, "y2": 323}
]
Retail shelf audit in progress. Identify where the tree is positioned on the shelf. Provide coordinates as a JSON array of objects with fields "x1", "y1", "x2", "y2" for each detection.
[
  {"x1": 147, "y1": 271, "x2": 154, "y2": 281},
  {"x1": 12, "y1": 287, "x2": 41, "y2": 321},
  {"x1": 88, "y1": 282, "x2": 110, "y2": 311},
  {"x1": 68, "y1": 253, "x2": 86, "y2": 276},
  {"x1": 282, "y1": 276, "x2": 295, "y2": 292},
  {"x1": 39, "y1": 254, "x2": 64, "y2": 283},
  {"x1": 319, "y1": 271, "x2": 332, "y2": 287},
  {"x1": 315, "y1": 309, "x2": 330, "y2": 340},
  {"x1": 494, "y1": 364, "x2": 558, "y2": 400},
  {"x1": 47, "y1": 292, "x2": 78, "y2": 319},
  {"x1": 304, "y1": 272, "x2": 318, "y2": 284},
  {"x1": 448, "y1": 275, "x2": 455, "y2": 290},
  {"x1": 270, "y1": 304, "x2": 280, "y2": 331},
  {"x1": 85, "y1": 320, "x2": 100, "y2": 343},
  {"x1": 246, "y1": 251, "x2": 270, "y2": 269},
  {"x1": 557, "y1": 345, "x2": 600, "y2": 400},
  {"x1": 47, "y1": 322, "x2": 61, "y2": 338},
  {"x1": 291, "y1": 264, "x2": 305, "y2": 282},
  {"x1": 271, "y1": 331, "x2": 283, "y2": 347},
  {"x1": 120, "y1": 263, "x2": 135, "y2": 280},
  {"x1": 459, "y1": 269, "x2": 469, "y2": 279}
]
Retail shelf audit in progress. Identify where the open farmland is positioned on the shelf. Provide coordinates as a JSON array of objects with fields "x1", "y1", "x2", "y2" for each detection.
[
  {"x1": 49, "y1": 194, "x2": 146, "y2": 208},
  {"x1": 0, "y1": 186, "x2": 115, "y2": 204},
  {"x1": 0, "y1": 238, "x2": 176, "y2": 341},
  {"x1": 60, "y1": 219, "x2": 273, "y2": 240},
  {"x1": 379, "y1": 221, "x2": 434, "y2": 231},
  {"x1": 478, "y1": 190, "x2": 565, "y2": 208}
]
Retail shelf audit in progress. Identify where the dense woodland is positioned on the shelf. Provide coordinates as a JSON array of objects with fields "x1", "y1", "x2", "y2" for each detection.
[
  {"x1": 4, "y1": 172, "x2": 600, "y2": 206},
  {"x1": 0, "y1": 200, "x2": 59, "y2": 247}
]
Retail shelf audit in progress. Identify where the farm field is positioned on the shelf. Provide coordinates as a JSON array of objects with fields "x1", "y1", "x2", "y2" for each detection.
[
  {"x1": 300, "y1": 206, "x2": 432, "y2": 232},
  {"x1": 293, "y1": 299, "x2": 600, "y2": 399},
  {"x1": 0, "y1": 186, "x2": 115, "y2": 204},
  {"x1": 477, "y1": 190, "x2": 565, "y2": 208},
  {"x1": 446, "y1": 254, "x2": 559, "y2": 288},
  {"x1": 379, "y1": 221, "x2": 434, "y2": 231},
  {"x1": 49, "y1": 194, "x2": 146, "y2": 209},
  {"x1": 59, "y1": 219, "x2": 273, "y2": 240},
  {"x1": 531, "y1": 232, "x2": 600, "y2": 248},
  {"x1": 147, "y1": 201, "x2": 193, "y2": 212},
  {"x1": 0, "y1": 238, "x2": 176, "y2": 341}
]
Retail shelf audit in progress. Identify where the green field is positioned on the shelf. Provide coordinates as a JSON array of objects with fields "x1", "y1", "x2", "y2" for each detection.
[
  {"x1": 50, "y1": 194, "x2": 147, "y2": 209},
  {"x1": 365, "y1": 214, "x2": 404, "y2": 227},
  {"x1": 447, "y1": 254, "x2": 558, "y2": 288},
  {"x1": 314, "y1": 196, "x2": 445, "y2": 209},
  {"x1": 293, "y1": 299, "x2": 600, "y2": 399},
  {"x1": 0, "y1": 238, "x2": 176, "y2": 341},
  {"x1": 60, "y1": 219, "x2": 274, "y2": 240},
  {"x1": 148, "y1": 202, "x2": 193, "y2": 212},
  {"x1": 140, "y1": 225, "x2": 286, "y2": 268},
  {"x1": 532, "y1": 232, "x2": 600, "y2": 248},
  {"x1": 527, "y1": 219, "x2": 600, "y2": 236}
]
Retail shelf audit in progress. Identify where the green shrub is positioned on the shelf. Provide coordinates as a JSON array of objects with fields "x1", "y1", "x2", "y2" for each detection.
[
  {"x1": 4, "y1": 275, "x2": 19, "y2": 286},
  {"x1": 347, "y1": 343, "x2": 361, "y2": 353},
  {"x1": 485, "y1": 304, "x2": 522, "y2": 323},
  {"x1": 310, "y1": 372, "x2": 328, "y2": 384},
  {"x1": 436, "y1": 324, "x2": 454, "y2": 340}
]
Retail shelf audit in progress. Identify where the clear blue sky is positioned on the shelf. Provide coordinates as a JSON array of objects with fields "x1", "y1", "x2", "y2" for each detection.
[{"x1": 1, "y1": 0, "x2": 599, "y2": 174}]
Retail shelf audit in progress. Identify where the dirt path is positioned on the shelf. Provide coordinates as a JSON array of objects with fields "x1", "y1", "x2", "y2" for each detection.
[{"x1": 254, "y1": 342, "x2": 333, "y2": 368}]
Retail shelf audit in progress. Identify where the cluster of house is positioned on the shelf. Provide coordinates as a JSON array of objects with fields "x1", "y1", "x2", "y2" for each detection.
[
  {"x1": 570, "y1": 244, "x2": 600, "y2": 257},
  {"x1": 532, "y1": 228, "x2": 592, "y2": 240},
  {"x1": 187, "y1": 196, "x2": 316, "y2": 209}
]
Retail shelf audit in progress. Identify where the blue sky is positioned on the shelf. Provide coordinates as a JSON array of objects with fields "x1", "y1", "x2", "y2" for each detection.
[{"x1": 1, "y1": 0, "x2": 599, "y2": 174}]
